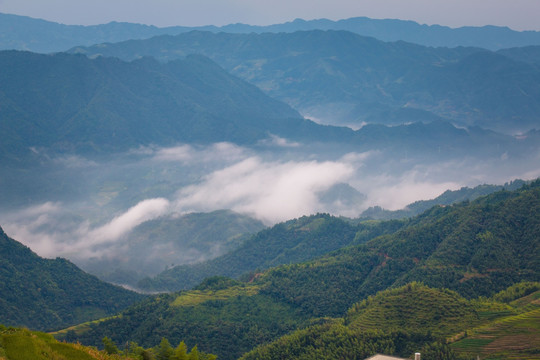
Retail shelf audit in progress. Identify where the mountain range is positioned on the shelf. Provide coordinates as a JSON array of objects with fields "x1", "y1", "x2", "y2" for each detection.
[
  {"x1": 3, "y1": 12, "x2": 540, "y2": 53},
  {"x1": 0, "y1": 50, "x2": 302, "y2": 163},
  {"x1": 70, "y1": 30, "x2": 540, "y2": 133},
  {"x1": 2, "y1": 48, "x2": 539, "y2": 168},
  {"x1": 1, "y1": 12, "x2": 540, "y2": 360}
]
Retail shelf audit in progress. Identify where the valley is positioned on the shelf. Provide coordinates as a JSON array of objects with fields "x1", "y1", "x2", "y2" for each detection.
[{"x1": 0, "y1": 8, "x2": 539, "y2": 360}]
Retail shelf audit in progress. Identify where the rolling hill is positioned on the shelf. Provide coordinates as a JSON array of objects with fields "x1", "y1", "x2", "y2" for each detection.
[
  {"x1": 62, "y1": 180, "x2": 540, "y2": 359},
  {"x1": 137, "y1": 214, "x2": 404, "y2": 292},
  {"x1": 240, "y1": 283, "x2": 540, "y2": 360},
  {"x1": 0, "y1": 226, "x2": 144, "y2": 331}
]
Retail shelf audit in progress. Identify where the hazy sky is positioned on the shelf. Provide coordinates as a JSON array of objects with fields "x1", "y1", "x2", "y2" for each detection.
[{"x1": 2, "y1": 0, "x2": 540, "y2": 30}]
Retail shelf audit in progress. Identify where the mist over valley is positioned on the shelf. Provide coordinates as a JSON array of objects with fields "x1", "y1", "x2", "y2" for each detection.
[{"x1": 1, "y1": 8, "x2": 540, "y2": 360}]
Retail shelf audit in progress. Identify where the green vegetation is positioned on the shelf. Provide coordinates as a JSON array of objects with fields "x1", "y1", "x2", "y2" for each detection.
[
  {"x1": 0, "y1": 227, "x2": 144, "y2": 331},
  {"x1": 346, "y1": 283, "x2": 481, "y2": 337},
  {"x1": 63, "y1": 182, "x2": 540, "y2": 359},
  {"x1": 138, "y1": 214, "x2": 405, "y2": 292},
  {"x1": 170, "y1": 284, "x2": 260, "y2": 307},
  {"x1": 0, "y1": 327, "x2": 113, "y2": 360},
  {"x1": 241, "y1": 283, "x2": 540, "y2": 360},
  {"x1": 59, "y1": 289, "x2": 310, "y2": 360},
  {"x1": 451, "y1": 289, "x2": 540, "y2": 359},
  {"x1": 492, "y1": 281, "x2": 540, "y2": 304},
  {"x1": 0, "y1": 326, "x2": 217, "y2": 360},
  {"x1": 240, "y1": 284, "x2": 493, "y2": 360}
]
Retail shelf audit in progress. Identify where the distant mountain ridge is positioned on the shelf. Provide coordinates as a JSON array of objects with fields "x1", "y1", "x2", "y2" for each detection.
[
  {"x1": 71, "y1": 30, "x2": 540, "y2": 133},
  {"x1": 360, "y1": 179, "x2": 528, "y2": 220},
  {"x1": 2, "y1": 49, "x2": 536, "y2": 165},
  {"x1": 0, "y1": 226, "x2": 144, "y2": 331},
  {"x1": 3, "y1": 12, "x2": 540, "y2": 53}
]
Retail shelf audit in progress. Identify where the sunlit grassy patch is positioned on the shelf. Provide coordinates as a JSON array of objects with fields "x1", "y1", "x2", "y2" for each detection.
[{"x1": 171, "y1": 285, "x2": 260, "y2": 307}]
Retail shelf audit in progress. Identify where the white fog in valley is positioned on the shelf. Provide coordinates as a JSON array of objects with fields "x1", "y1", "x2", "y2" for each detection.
[{"x1": 2, "y1": 134, "x2": 539, "y2": 282}]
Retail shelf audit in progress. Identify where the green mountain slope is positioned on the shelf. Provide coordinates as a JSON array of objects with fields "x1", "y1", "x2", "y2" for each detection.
[
  {"x1": 240, "y1": 283, "x2": 539, "y2": 360},
  {"x1": 137, "y1": 214, "x2": 405, "y2": 292},
  {"x1": 64, "y1": 181, "x2": 540, "y2": 360},
  {"x1": 260, "y1": 180, "x2": 540, "y2": 318},
  {"x1": 0, "y1": 326, "x2": 116, "y2": 360},
  {"x1": 0, "y1": 50, "x2": 302, "y2": 163},
  {"x1": 71, "y1": 30, "x2": 540, "y2": 133},
  {"x1": 0, "y1": 325, "x2": 217, "y2": 360},
  {"x1": 345, "y1": 283, "x2": 481, "y2": 337},
  {"x1": 0, "y1": 226, "x2": 144, "y2": 331},
  {"x1": 60, "y1": 283, "x2": 311, "y2": 360},
  {"x1": 451, "y1": 282, "x2": 540, "y2": 359}
]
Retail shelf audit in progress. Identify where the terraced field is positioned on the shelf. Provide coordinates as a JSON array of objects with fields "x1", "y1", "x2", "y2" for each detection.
[{"x1": 451, "y1": 292, "x2": 540, "y2": 360}]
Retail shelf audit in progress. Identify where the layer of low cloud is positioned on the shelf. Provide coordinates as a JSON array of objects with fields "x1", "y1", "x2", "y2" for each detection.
[
  {"x1": 173, "y1": 156, "x2": 355, "y2": 224},
  {"x1": 3, "y1": 198, "x2": 170, "y2": 259},
  {"x1": 2, "y1": 141, "x2": 538, "y2": 265}
]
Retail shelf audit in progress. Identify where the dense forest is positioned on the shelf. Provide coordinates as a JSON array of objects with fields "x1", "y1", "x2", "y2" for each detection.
[
  {"x1": 0, "y1": 227, "x2": 144, "y2": 331},
  {"x1": 138, "y1": 214, "x2": 405, "y2": 291},
  {"x1": 0, "y1": 325, "x2": 217, "y2": 360},
  {"x1": 7, "y1": 281, "x2": 537, "y2": 359},
  {"x1": 57, "y1": 181, "x2": 540, "y2": 359},
  {"x1": 139, "y1": 180, "x2": 529, "y2": 292}
]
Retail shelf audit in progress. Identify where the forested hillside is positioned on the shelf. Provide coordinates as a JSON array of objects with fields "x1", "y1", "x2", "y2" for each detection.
[
  {"x1": 0, "y1": 325, "x2": 217, "y2": 360},
  {"x1": 137, "y1": 214, "x2": 405, "y2": 291},
  {"x1": 0, "y1": 227, "x2": 144, "y2": 331},
  {"x1": 0, "y1": 50, "x2": 302, "y2": 163},
  {"x1": 241, "y1": 282, "x2": 540, "y2": 360},
  {"x1": 63, "y1": 181, "x2": 540, "y2": 359}
]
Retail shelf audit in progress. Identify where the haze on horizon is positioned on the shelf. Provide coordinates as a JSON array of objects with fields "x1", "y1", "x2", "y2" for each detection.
[{"x1": 1, "y1": 0, "x2": 540, "y2": 31}]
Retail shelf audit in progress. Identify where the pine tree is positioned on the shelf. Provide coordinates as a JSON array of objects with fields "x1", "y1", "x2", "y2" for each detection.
[
  {"x1": 173, "y1": 341, "x2": 188, "y2": 360},
  {"x1": 157, "y1": 337, "x2": 174, "y2": 360}
]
